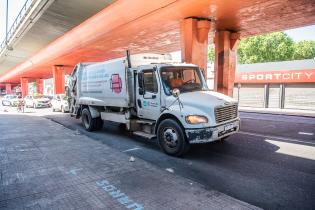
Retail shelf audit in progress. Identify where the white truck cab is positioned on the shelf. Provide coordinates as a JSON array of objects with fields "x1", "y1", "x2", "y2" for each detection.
[{"x1": 67, "y1": 53, "x2": 240, "y2": 156}]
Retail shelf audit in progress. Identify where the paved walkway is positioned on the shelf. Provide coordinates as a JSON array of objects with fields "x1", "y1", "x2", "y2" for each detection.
[{"x1": 0, "y1": 114, "x2": 260, "y2": 210}]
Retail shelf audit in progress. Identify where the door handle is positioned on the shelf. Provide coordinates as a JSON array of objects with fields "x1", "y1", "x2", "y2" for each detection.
[
  {"x1": 143, "y1": 94, "x2": 156, "y2": 99},
  {"x1": 137, "y1": 99, "x2": 142, "y2": 108}
]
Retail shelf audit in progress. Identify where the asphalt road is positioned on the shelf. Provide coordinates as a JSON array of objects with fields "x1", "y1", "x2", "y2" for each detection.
[{"x1": 1, "y1": 104, "x2": 315, "y2": 209}]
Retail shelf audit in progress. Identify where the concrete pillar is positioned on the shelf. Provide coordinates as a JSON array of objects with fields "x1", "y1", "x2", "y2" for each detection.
[
  {"x1": 53, "y1": 65, "x2": 65, "y2": 94},
  {"x1": 180, "y1": 18, "x2": 212, "y2": 77},
  {"x1": 20, "y1": 78, "x2": 29, "y2": 97},
  {"x1": 36, "y1": 79, "x2": 44, "y2": 94},
  {"x1": 214, "y1": 31, "x2": 240, "y2": 96},
  {"x1": 5, "y1": 83, "x2": 11, "y2": 94}
]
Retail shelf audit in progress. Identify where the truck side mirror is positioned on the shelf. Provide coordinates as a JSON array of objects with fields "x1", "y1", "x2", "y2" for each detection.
[
  {"x1": 171, "y1": 88, "x2": 180, "y2": 97},
  {"x1": 138, "y1": 72, "x2": 145, "y2": 95}
]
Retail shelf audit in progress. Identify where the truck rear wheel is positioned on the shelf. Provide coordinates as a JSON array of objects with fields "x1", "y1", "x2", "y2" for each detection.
[
  {"x1": 95, "y1": 118, "x2": 104, "y2": 130},
  {"x1": 81, "y1": 108, "x2": 103, "y2": 131},
  {"x1": 157, "y1": 119, "x2": 190, "y2": 157}
]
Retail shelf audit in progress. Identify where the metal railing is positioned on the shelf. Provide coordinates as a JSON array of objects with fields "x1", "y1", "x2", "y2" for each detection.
[{"x1": 0, "y1": 0, "x2": 34, "y2": 52}]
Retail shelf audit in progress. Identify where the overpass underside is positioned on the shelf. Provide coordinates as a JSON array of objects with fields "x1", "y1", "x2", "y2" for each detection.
[{"x1": 0, "y1": 0, "x2": 315, "y2": 96}]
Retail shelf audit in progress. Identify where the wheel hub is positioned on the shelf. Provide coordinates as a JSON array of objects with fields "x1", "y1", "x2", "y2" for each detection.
[{"x1": 163, "y1": 128, "x2": 178, "y2": 147}]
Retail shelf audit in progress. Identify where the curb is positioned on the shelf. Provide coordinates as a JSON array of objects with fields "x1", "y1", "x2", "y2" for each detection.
[{"x1": 240, "y1": 108, "x2": 315, "y2": 118}]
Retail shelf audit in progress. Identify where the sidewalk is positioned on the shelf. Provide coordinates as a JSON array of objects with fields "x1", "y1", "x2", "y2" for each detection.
[
  {"x1": 0, "y1": 114, "x2": 260, "y2": 210},
  {"x1": 240, "y1": 107, "x2": 315, "y2": 118}
]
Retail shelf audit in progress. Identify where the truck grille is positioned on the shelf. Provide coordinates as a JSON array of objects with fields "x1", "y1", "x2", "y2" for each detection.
[{"x1": 215, "y1": 104, "x2": 238, "y2": 124}]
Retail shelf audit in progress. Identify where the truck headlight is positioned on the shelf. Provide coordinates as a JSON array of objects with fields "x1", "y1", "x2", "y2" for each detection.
[{"x1": 185, "y1": 115, "x2": 208, "y2": 124}]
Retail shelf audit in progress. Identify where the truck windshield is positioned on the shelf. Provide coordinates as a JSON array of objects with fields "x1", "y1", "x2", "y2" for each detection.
[{"x1": 160, "y1": 67, "x2": 208, "y2": 95}]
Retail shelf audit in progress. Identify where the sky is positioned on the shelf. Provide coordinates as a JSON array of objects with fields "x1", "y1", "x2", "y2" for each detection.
[
  {"x1": 0, "y1": 0, "x2": 25, "y2": 43},
  {"x1": 285, "y1": 25, "x2": 315, "y2": 42},
  {"x1": 0, "y1": 1, "x2": 314, "y2": 48}
]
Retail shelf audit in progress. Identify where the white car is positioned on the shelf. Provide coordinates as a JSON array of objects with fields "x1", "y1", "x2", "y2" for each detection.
[
  {"x1": 51, "y1": 94, "x2": 69, "y2": 112},
  {"x1": 1, "y1": 94, "x2": 19, "y2": 106},
  {"x1": 24, "y1": 95, "x2": 51, "y2": 109}
]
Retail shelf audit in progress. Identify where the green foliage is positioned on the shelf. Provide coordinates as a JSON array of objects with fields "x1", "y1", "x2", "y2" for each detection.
[
  {"x1": 237, "y1": 32, "x2": 295, "y2": 64},
  {"x1": 292, "y1": 40, "x2": 315, "y2": 60},
  {"x1": 207, "y1": 32, "x2": 315, "y2": 64},
  {"x1": 208, "y1": 45, "x2": 215, "y2": 63}
]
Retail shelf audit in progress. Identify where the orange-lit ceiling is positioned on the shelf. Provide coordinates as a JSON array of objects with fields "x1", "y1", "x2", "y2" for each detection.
[{"x1": 1, "y1": 0, "x2": 315, "y2": 83}]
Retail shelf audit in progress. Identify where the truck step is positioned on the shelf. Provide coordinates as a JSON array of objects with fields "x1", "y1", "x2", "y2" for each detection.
[
  {"x1": 133, "y1": 131, "x2": 156, "y2": 139},
  {"x1": 136, "y1": 119, "x2": 155, "y2": 125}
]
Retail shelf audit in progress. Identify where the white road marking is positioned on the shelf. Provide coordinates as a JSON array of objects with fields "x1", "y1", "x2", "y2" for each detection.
[
  {"x1": 265, "y1": 139, "x2": 315, "y2": 161},
  {"x1": 238, "y1": 131, "x2": 315, "y2": 146},
  {"x1": 122, "y1": 147, "x2": 141, "y2": 152},
  {"x1": 298, "y1": 132, "x2": 314, "y2": 136},
  {"x1": 166, "y1": 168, "x2": 174, "y2": 173}
]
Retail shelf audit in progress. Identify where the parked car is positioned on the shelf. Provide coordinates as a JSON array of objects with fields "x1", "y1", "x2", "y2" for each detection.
[
  {"x1": 1, "y1": 94, "x2": 19, "y2": 106},
  {"x1": 44, "y1": 95, "x2": 53, "y2": 101},
  {"x1": 0, "y1": 90, "x2": 6, "y2": 96},
  {"x1": 24, "y1": 95, "x2": 51, "y2": 108},
  {"x1": 51, "y1": 94, "x2": 69, "y2": 112}
]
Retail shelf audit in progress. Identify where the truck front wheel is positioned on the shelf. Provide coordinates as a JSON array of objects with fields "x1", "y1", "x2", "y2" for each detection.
[
  {"x1": 81, "y1": 108, "x2": 103, "y2": 131},
  {"x1": 157, "y1": 119, "x2": 190, "y2": 157}
]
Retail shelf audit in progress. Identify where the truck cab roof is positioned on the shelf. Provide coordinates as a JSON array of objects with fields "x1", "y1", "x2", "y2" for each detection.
[{"x1": 138, "y1": 63, "x2": 198, "y2": 70}]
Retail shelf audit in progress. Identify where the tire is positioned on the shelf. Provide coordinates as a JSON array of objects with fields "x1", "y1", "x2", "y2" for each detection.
[
  {"x1": 81, "y1": 108, "x2": 102, "y2": 131},
  {"x1": 52, "y1": 107, "x2": 55, "y2": 112},
  {"x1": 61, "y1": 106, "x2": 65, "y2": 113},
  {"x1": 157, "y1": 119, "x2": 190, "y2": 157},
  {"x1": 2, "y1": 101, "x2": 5, "y2": 106},
  {"x1": 33, "y1": 103, "x2": 37, "y2": 109},
  {"x1": 95, "y1": 118, "x2": 104, "y2": 130}
]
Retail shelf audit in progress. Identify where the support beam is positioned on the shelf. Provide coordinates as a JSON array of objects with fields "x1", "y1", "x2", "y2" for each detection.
[
  {"x1": 20, "y1": 78, "x2": 29, "y2": 97},
  {"x1": 214, "y1": 31, "x2": 240, "y2": 96},
  {"x1": 180, "y1": 18, "x2": 211, "y2": 77},
  {"x1": 36, "y1": 79, "x2": 44, "y2": 94},
  {"x1": 5, "y1": 83, "x2": 11, "y2": 94},
  {"x1": 53, "y1": 65, "x2": 65, "y2": 94}
]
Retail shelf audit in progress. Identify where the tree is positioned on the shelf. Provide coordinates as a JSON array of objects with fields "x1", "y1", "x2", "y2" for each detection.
[
  {"x1": 237, "y1": 32, "x2": 295, "y2": 64},
  {"x1": 292, "y1": 40, "x2": 315, "y2": 60},
  {"x1": 207, "y1": 32, "x2": 315, "y2": 64}
]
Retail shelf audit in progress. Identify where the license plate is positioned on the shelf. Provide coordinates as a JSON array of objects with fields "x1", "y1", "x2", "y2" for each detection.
[{"x1": 224, "y1": 123, "x2": 235, "y2": 131}]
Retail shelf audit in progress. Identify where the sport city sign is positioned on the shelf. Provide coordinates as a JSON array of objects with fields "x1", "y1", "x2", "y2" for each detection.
[{"x1": 235, "y1": 69, "x2": 315, "y2": 84}]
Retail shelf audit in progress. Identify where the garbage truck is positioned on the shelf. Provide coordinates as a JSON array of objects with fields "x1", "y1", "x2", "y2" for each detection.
[{"x1": 67, "y1": 52, "x2": 240, "y2": 156}]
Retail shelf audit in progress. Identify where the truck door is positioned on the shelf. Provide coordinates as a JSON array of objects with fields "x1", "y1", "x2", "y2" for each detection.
[{"x1": 136, "y1": 68, "x2": 161, "y2": 120}]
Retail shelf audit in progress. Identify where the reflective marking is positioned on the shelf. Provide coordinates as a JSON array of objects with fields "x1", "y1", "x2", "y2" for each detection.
[
  {"x1": 238, "y1": 131, "x2": 315, "y2": 146},
  {"x1": 298, "y1": 132, "x2": 314, "y2": 136},
  {"x1": 123, "y1": 147, "x2": 141, "y2": 152}
]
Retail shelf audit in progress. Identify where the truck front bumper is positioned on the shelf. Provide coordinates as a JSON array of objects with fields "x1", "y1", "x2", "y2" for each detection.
[{"x1": 185, "y1": 119, "x2": 240, "y2": 144}]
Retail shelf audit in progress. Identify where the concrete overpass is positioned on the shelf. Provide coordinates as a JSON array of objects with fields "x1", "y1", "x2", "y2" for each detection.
[
  {"x1": 0, "y1": 0, "x2": 115, "y2": 93},
  {"x1": 1, "y1": 0, "x2": 315, "y2": 96}
]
